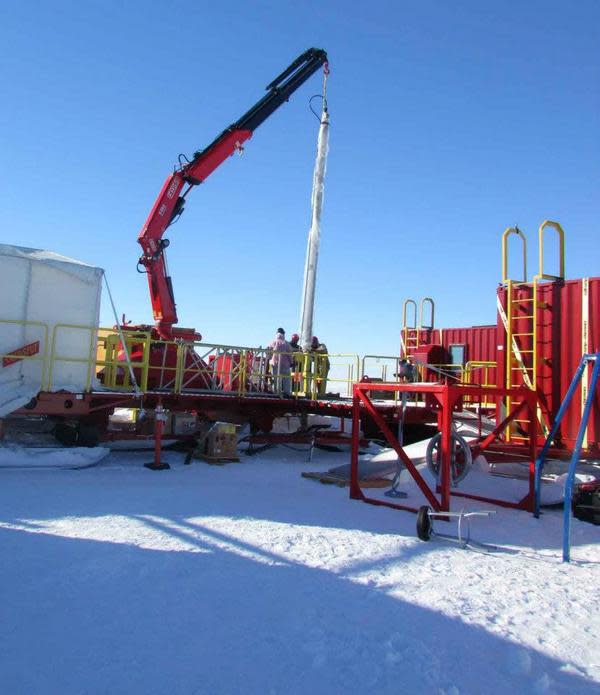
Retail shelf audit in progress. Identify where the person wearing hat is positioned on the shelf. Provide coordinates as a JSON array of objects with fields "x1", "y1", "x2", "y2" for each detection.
[
  {"x1": 396, "y1": 357, "x2": 417, "y2": 383},
  {"x1": 310, "y1": 336, "x2": 330, "y2": 398},
  {"x1": 289, "y1": 333, "x2": 304, "y2": 395},
  {"x1": 267, "y1": 328, "x2": 293, "y2": 397}
]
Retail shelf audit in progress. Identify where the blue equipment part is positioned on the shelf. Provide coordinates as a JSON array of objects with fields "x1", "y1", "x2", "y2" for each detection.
[{"x1": 533, "y1": 353, "x2": 600, "y2": 562}]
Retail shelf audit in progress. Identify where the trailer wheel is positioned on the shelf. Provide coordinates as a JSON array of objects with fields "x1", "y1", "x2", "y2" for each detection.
[
  {"x1": 416, "y1": 505, "x2": 432, "y2": 541},
  {"x1": 53, "y1": 423, "x2": 78, "y2": 446},
  {"x1": 77, "y1": 423, "x2": 99, "y2": 447}
]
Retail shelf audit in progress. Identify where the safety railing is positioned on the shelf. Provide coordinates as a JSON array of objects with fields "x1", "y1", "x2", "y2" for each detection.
[
  {"x1": 464, "y1": 360, "x2": 496, "y2": 387},
  {"x1": 175, "y1": 344, "x2": 359, "y2": 400},
  {"x1": 360, "y1": 354, "x2": 406, "y2": 403},
  {"x1": 177, "y1": 342, "x2": 274, "y2": 396},
  {"x1": 361, "y1": 354, "x2": 402, "y2": 383},
  {"x1": 0, "y1": 318, "x2": 499, "y2": 412},
  {"x1": 311, "y1": 353, "x2": 359, "y2": 399},
  {"x1": 48, "y1": 324, "x2": 151, "y2": 393},
  {"x1": 360, "y1": 357, "x2": 465, "y2": 404},
  {"x1": 463, "y1": 360, "x2": 497, "y2": 407},
  {"x1": 95, "y1": 329, "x2": 362, "y2": 400}
]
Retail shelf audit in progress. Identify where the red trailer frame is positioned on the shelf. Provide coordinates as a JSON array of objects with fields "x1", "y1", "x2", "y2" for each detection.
[{"x1": 350, "y1": 381, "x2": 538, "y2": 514}]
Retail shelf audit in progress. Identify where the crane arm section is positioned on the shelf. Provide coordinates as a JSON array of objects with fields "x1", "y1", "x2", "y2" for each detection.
[{"x1": 137, "y1": 48, "x2": 328, "y2": 338}]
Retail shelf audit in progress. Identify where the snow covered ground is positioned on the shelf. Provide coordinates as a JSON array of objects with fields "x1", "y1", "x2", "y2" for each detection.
[{"x1": 0, "y1": 443, "x2": 599, "y2": 694}]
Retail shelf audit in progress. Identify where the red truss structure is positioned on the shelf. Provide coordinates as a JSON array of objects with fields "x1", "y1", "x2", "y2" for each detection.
[{"x1": 350, "y1": 382, "x2": 539, "y2": 514}]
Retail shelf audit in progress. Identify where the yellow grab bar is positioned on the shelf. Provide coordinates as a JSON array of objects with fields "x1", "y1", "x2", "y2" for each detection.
[
  {"x1": 419, "y1": 297, "x2": 435, "y2": 330},
  {"x1": 402, "y1": 299, "x2": 417, "y2": 329},
  {"x1": 535, "y1": 219, "x2": 565, "y2": 281},
  {"x1": 502, "y1": 226, "x2": 527, "y2": 283}
]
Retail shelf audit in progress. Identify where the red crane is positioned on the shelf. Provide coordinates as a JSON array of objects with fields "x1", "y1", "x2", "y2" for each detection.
[{"x1": 137, "y1": 48, "x2": 329, "y2": 341}]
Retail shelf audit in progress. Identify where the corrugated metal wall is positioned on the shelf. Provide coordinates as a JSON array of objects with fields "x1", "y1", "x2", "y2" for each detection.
[
  {"x1": 540, "y1": 278, "x2": 600, "y2": 451},
  {"x1": 440, "y1": 326, "x2": 498, "y2": 383},
  {"x1": 403, "y1": 325, "x2": 498, "y2": 385},
  {"x1": 402, "y1": 276, "x2": 600, "y2": 453},
  {"x1": 498, "y1": 277, "x2": 600, "y2": 452}
]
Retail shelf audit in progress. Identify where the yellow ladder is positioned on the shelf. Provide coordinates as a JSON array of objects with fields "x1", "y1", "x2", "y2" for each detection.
[
  {"x1": 501, "y1": 221, "x2": 565, "y2": 442},
  {"x1": 401, "y1": 298, "x2": 436, "y2": 359},
  {"x1": 505, "y1": 278, "x2": 539, "y2": 441},
  {"x1": 401, "y1": 299, "x2": 418, "y2": 358}
]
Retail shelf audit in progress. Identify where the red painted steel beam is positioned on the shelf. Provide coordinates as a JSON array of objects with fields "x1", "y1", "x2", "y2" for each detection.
[
  {"x1": 355, "y1": 388, "x2": 441, "y2": 510},
  {"x1": 477, "y1": 399, "x2": 528, "y2": 452}
]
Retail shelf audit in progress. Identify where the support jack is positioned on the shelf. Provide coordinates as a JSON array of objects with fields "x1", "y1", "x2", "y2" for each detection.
[
  {"x1": 144, "y1": 401, "x2": 170, "y2": 471},
  {"x1": 144, "y1": 461, "x2": 171, "y2": 471}
]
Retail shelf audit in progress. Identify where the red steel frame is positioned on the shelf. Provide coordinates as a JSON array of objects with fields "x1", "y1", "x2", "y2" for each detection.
[{"x1": 350, "y1": 382, "x2": 538, "y2": 514}]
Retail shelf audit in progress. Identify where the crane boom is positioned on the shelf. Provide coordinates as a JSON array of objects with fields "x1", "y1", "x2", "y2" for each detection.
[{"x1": 137, "y1": 48, "x2": 328, "y2": 339}]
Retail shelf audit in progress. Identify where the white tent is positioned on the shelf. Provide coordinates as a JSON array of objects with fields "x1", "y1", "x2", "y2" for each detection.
[{"x1": 0, "y1": 244, "x2": 103, "y2": 415}]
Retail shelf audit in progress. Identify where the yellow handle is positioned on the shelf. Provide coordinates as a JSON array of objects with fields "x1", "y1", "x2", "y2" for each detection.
[
  {"x1": 419, "y1": 297, "x2": 435, "y2": 330},
  {"x1": 501, "y1": 226, "x2": 527, "y2": 283},
  {"x1": 535, "y1": 220, "x2": 565, "y2": 281},
  {"x1": 402, "y1": 299, "x2": 417, "y2": 329}
]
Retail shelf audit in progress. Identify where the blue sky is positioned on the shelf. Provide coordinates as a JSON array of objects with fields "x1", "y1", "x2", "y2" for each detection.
[{"x1": 1, "y1": 1, "x2": 598, "y2": 357}]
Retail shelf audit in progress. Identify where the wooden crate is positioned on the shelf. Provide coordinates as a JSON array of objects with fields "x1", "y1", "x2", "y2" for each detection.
[{"x1": 194, "y1": 422, "x2": 239, "y2": 463}]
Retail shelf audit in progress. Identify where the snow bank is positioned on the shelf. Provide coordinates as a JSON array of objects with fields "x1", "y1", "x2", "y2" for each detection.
[{"x1": 0, "y1": 445, "x2": 110, "y2": 469}]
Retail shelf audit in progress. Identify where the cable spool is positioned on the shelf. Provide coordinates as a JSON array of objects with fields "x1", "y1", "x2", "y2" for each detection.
[{"x1": 425, "y1": 432, "x2": 472, "y2": 484}]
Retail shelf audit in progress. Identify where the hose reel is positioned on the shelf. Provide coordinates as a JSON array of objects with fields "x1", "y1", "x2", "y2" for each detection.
[{"x1": 425, "y1": 432, "x2": 473, "y2": 484}]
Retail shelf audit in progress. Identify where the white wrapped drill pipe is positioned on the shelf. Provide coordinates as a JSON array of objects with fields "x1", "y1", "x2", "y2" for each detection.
[{"x1": 299, "y1": 102, "x2": 329, "y2": 352}]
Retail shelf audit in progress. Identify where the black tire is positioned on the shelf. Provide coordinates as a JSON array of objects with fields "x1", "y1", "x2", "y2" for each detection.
[
  {"x1": 77, "y1": 424, "x2": 100, "y2": 447},
  {"x1": 416, "y1": 505, "x2": 432, "y2": 541},
  {"x1": 53, "y1": 423, "x2": 78, "y2": 446}
]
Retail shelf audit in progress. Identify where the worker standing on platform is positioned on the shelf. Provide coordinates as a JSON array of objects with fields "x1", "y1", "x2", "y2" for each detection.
[
  {"x1": 396, "y1": 358, "x2": 417, "y2": 383},
  {"x1": 289, "y1": 333, "x2": 304, "y2": 395},
  {"x1": 311, "y1": 336, "x2": 330, "y2": 397},
  {"x1": 268, "y1": 328, "x2": 293, "y2": 397}
]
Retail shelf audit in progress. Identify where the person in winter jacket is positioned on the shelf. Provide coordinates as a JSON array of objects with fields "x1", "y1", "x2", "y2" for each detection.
[
  {"x1": 396, "y1": 358, "x2": 417, "y2": 382},
  {"x1": 289, "y1": 333, "x2": 304, "y2": 395},
  {"x1": 268, "y1": 328, "x2": 293, "y2": 396},
  {"x1": 311, "y1": 336, "x2": 330, "y2": 397}
]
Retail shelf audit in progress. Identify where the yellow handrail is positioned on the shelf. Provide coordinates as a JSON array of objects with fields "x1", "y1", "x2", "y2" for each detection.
[
  {"x1": 464, "y1": 360, "x2": 496, "y2": 387},
  {"x1": 535, "y1": 219, "x2": 565, "y2": 281},
  {"x1": 501, "y1": 226, "x2": 527, "y2": 283}
]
